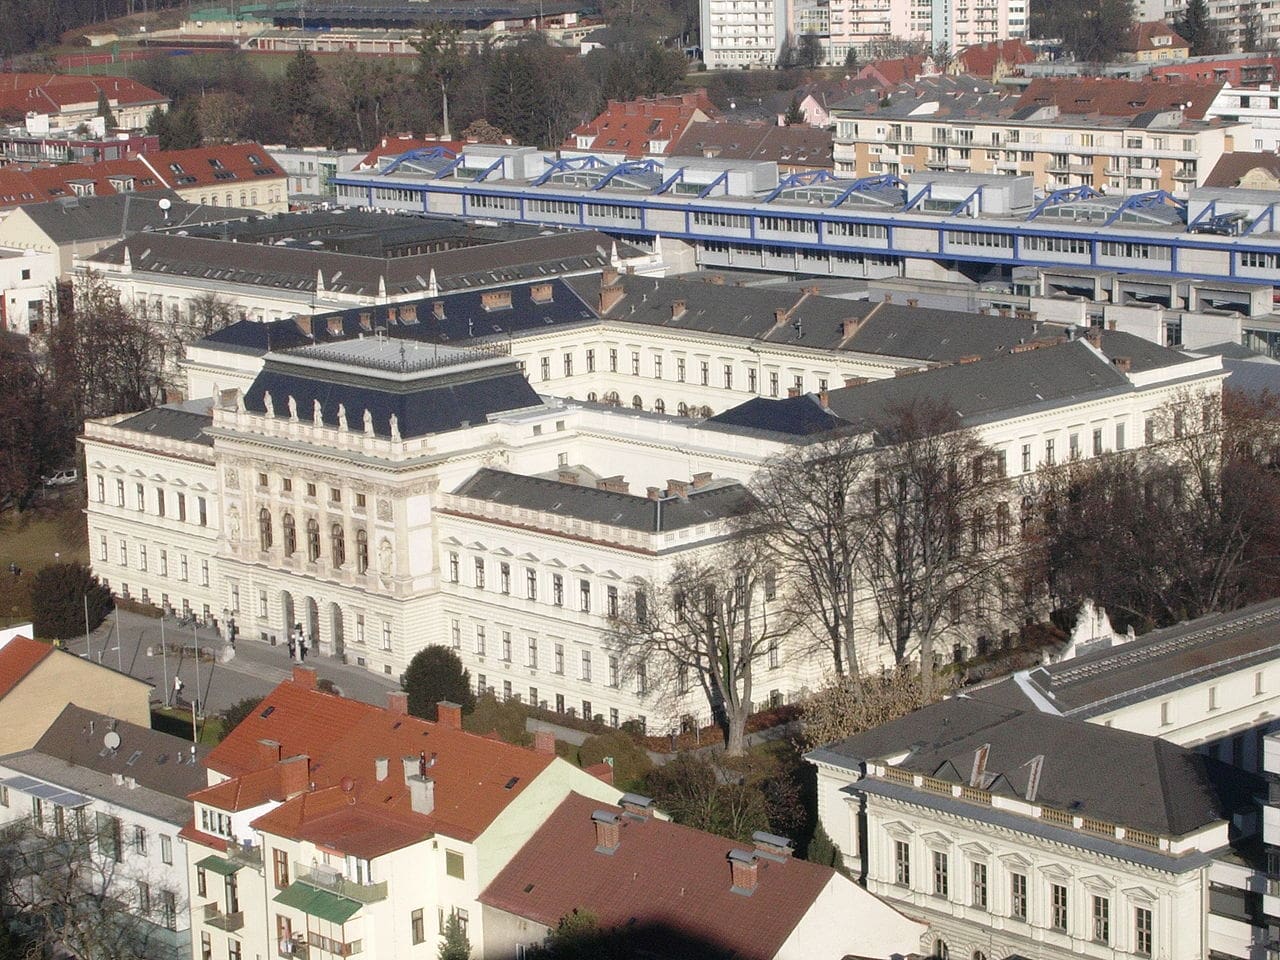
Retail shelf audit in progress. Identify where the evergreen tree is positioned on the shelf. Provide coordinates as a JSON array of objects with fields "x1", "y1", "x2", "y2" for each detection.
[
  {"x1": 437, "y1": 910, "x2": 470, "y2": 960},
  {"x1": 402, "y1": 646, "x2": 476, "y2": 720},
  {"x1": 95, "y1": 90, "x2": 115, "y2": 129},
  {"x1": 283, "y1": 48, "x2": 321, "y2": 119},
  {"x1": 844, "y1": 46, "x2": 860, "y2": 69},
  {"x1": 783, "y1": 94, "x2": 806, "y2": 125},
  {"x1": 1177, "y1": 0, "x2": 1214, "y2": 56},
  {"x1": 31, "y1": 563, "x2": 112, "y2": 641}
]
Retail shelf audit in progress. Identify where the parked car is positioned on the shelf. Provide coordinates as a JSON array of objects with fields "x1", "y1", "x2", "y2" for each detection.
[{"x1": 41, "y1": 469, "x2": 78, "y2": 487}]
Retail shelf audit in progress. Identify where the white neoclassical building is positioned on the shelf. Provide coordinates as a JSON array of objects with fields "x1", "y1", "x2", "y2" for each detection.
[{"x1": 81, "y1": 271, "x2": 1230, "y2": 731}]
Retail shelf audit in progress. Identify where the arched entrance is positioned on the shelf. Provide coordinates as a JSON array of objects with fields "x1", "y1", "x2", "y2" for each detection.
[
  {"x1": 304, "y1": 597, "x2": 319, "y2": 654},
  {"x1": 329, "y1": 603, "x2": 345, "y2": 660}
]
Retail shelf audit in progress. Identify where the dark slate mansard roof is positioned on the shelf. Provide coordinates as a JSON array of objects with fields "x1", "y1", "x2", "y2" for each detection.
[{"x1": 451, "y1": 468, "x2": 752, "y2": 533}]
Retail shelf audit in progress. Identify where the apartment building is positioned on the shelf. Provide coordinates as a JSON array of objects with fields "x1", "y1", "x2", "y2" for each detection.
[
  {"x1": 1207, "y1": 83, "x2": 1280, "y2": 152},
  {"x1": 699, "y1": 0, "x2": 789, "y2": 69},
  {"x1": 181, "y1": 667, "x2": 621, "y2": 960},
  {"x1": 831, "y1": 77, "x2": 1241, "y2": 196},
  {"x1": 0, "y1": 704, "x2": 208, "y2": 960}
]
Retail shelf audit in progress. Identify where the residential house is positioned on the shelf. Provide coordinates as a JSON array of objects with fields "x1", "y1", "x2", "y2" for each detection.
[
  {"x1": 0, "y1": 633, "x2": 151, "y2": 755},
  {"x1": 564, "y1": 94, "x2": 718, "y2": 158},
  {"x1": 954, "y1": 39, "x2": 1038, "y2": 82},
  {"x1": 0, "y1": 245, "x2": 56, "y2": 334},
  {"x1": 669, "y1": 121, "x2": 834, "y2": 173},
  {"x1": 0, "y1": 704, "x2": 208, "y2": 959},
  {"x1": 181, "y1": 667, "x2": 619, "y2": 960},
  {"x1": 1206, "y1": 84, "x2": 1280, "y2": 151},
  {"x1": 480, "y1": 791, "x2": 927, "y2": 959},
  {"x1": 1202, "y1": 150, "x2": 1280, "y2": 189},
  {"x1": 1122, "y1": 22, "x2": 1191, "y2": 63},
  {"x1": 0, "y1": 74, "x2": 169, "y2": 131},
  {"x1": 138, "y1": 143, "x2": 287, "y2": 214}
]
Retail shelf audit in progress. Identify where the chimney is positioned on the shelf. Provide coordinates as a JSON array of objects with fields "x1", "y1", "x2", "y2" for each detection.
[
  {"x1": 671, "y1": 299, "x2": 687, "y2": 319},
  {"x1": 596, "y1": 475, "x2": 629, "y2": 494},
  {"x1": 787, "y1": 387, "x2": 801, "y2": 398},
  {"x1": 601, "y1": 266, "x2": 620, "y2": 287},
  {"x1": 998, "y1": 307, "x2": 1011, "y2": 317},
  {"x1": 883, "y1": 293, "x2": 893, "y2": 304},
  {"x1": 278, "y1": 755, "x2": 310, "y2": 798},
  {"x1": 1085, "y1": 328, "x2": 1103, "y2": 348},
  {"x1": 402, "y1": 755, "x2": 418, "y2": 781},
  {"x1": 1107, "y1": 319, "x2": 1117, "y2": 330},
  {"x1": 292, "y1": 665, "x2": 317, "y2": 690},
  {"x1": 599, "y1": 279, "x2": 625, "y2": 314},
  {"x1": 432, "y1": 301, "x2": 445, "y2": 321},
  {"x1": 1112, "y1": 356, "x2": 1132, "y2": 372},
  {"x1": 667, "y1": 478, "x2": 689, "y2": 499},
  {"x1": 375, "y1": 757, "x2": 389, "y2": 781},
  {"x1": 256, "y1": 738, "x2": 282, "y2": 766},
  {"x1": 646, "y1": 486, "x2": 662, "y2": 500},
  {"x1": 818, "y1": 389, "x2": 829, "y2": 409},
  {"x1": 436, "y1": 701, "x2": 462, "y2": 730},
  {"x1": 530, "y1": 282, "x2": 553, "y2": 304},
  {"x1": 620, "y1": 793, "x2": 655, "y2": 818},
  {"x1": 558, "y1": 470, "x2": 581, "y2": 485},
  {"x1": 534, "y1": 730, "x2": 556, "y2": 755},
  {"x1": 709, "y1": 274, "x2": 726, "y2": 285},
  {"x1": 691, "y1": 471, "x2": 712, "y2": 489},
  {"x1": 592, "y1": 810, "x2": 622, "y2": 853},
  {"x1": 386, "y1": 691, "x2": 408, "y2": 715},
  {"x1": 841, "y1": 317, "x2": 861, "y2": 340},
  {"x1": 957, "y1": 354, "x2": 982, "y2": 364},
  {"x1": 294, "y1": 316, "x2": 313, "y2": 338},
  {"x1": 774, "y1": 307, "x2": 788, "y2": 326},
  {"x1": 728, "y1": 849, "x2": 759, "y2": 894},
  {"x1": 752, "y1": 831, "x2": 794, "y2": 860},
  {"x1": 844, "y1": 376, "x2": 868, "y2": 387},
  {"x1": 407, "y1": 774, "x2": 435, "y2": 815}
]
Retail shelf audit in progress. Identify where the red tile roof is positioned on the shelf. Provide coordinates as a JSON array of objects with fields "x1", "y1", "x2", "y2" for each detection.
[
  {"x1": 956, "y1": 39, "x2": 1037, "y2": 79},
  {"x1": 358, "y1": 136, "x2": 465, "y2": 170},
  {"x1": 1126, "y1": 21, "x2": 1190, "y2": 54},
  {"x1": 0, "y1": 73, "x2": 167, "y2": 122},
  {"x1": 202, "y1": 672, "x2": 558, "y2": 856},
  {"x1": 856, "y1": 55, "x2": 931, "y2": 88},
  {"x1": 669, "y1": 120, "x2": 834, "y2": 169},
  {"x1": 481, "y1": 793, "x2": 837, "y2": 960},
  {"x1": 1016, "y1": 76, "x2": 1222, "y2": 120},
  {"x1": 0, "y1": 636, "x2": 53, "y2": 699},
  {"x1": 566, "y1": 92, "x2": 718, "y2": 158},
  {"x1": 139, "y1": 142, "x2": 283, "y2": 191},
  {"x1": 0, "y1": 158, "x2": 165, "y2": 209},
  {"x1": 1203, "y1": 150, "x2": 1280, "y2": 187}
]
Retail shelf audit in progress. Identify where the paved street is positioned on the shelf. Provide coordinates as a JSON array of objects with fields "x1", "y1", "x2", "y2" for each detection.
[{"x1": 60, "y1": 608, "x2": 400, "y2": 716}]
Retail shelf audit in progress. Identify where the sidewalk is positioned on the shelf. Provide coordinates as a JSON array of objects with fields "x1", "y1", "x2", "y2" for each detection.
[{"x1": 61, "y1": 608, "x2": 400, "y2": 716}]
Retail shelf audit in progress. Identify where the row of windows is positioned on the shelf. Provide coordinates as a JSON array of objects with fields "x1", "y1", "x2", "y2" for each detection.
[
  {"x1": 100, "y1": 535, "x2": 212, "y2": 586},
  {"x1": 946, "y1": 230, "x2": 1014, "y2": 249},
  {"x1": 894, "y1": 843, "x2": 1153, "y2": 954},
  {"x1": 446, "y1": 557, "x2": 641, "y2": 618},
  {"x1": 256, "y1": 510, "x2": 370, "y2": 573},
  {"x1": 1098, "y1": 241, "x2": 1172, "y2": 261},
  {"x1": 469, "y1": 194, "x2": 518, "y2": 211},
  {"x1": 96, "y1": 476, "x2": 208, "y2": 526},
  {"x1": 527, "y1": 198, "x2": 578, "y2": 217},
  {"x1": 585, "y1": 203, "x2": 641, "y2": 222},
  {"x1": 533, "y1": 347, "x2": 826, "y2": 398},
  {"x1": 1022, "y1": 235, "x2": 1091, "y2": 255},
  {"x1": 692, "y1": 211, "x2": 751, "y2": 230},
  {"x1": 254, "y1": 473, "x2": 369, "y2": 510}
]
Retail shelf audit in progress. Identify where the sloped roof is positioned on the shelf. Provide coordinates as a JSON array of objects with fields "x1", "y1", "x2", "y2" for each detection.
[
  {"x1": 358, "y1": 136, "x2": 464, "y2": 169},
  {"x1": 481, "y1": 792, "x2": 835, "y2": 960},
  {"x1": 669, "y1": 120, "x2": 833, "y2": 168},
  {"x1": 114, "y1": 399, "x2": 216, "y2": 446},
  {"x1": 1126, "y1": 20, "x2": 1190, "y2": 53},
  {"x1": 857, "y1": 55, "x2": 931, "y2": 87},
  {"x1": 203, "y1": 671, "x2": 559, "y2": 852},
  {"x1": 566, "y1": 92, "x2": 719, "y2": 158},
  {"x1": 139, "y1": 142, "x2": 282, "y2": 190},
  {"x1": 1016, "y1": 76, "x2": 1222, "y2": 120},
  {"x1": 0, "y1": 158, "x2": 165, "y2": 210},
  {"x1": 955, "y1": 39, "x2": 1037, "y2": 78},
  {"x1": 0, "y1": 636, "x2": 53, "y2": 699},
  {"x1": 450, "y1": 468, "x2": 751, "y2": 533},
  {"x1": 14, "y1": 191, "x2": 253, "y2": 245},
  {"x1": 1202, "y1": 150, "x2": 1280, "y2": 188},
  {"x1": 810, "y1": 697, "x2": 1261, "y2": 837},
  {"x1": 0, "y1": 73, "x2": 167, "y2": 121}
]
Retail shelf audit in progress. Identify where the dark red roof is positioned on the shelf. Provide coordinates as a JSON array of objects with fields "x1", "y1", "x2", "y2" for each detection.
[
  {"x1": 856, "y1": 56, "x2": 930, "y2": 88},
  {"x1": 956, "y1": 39, "x2": 1037, "y2": 79},
  {"x1": 566, "y1": 92, "x2": 718, "y2": 158},
  {"x1": 1016, "y1": 76, "x2": 1222, "y2": 120},
  {"x1": 1126, "y1": 21, "x2": 1190, "y2": 53},
  {"x1": 0, "y1": 158, "x2": 165, "y2": 209},
  {"x1": 0, "y1": 73, "x2": 167, "y2": 121},
  {"x1": 139, "y1": 142, "x2": 282, "y2": 191},
  {"x1": 1202, "y1": 151, "x2": 1280, "y2": 187},
  {"x1": 0, "y1": 636, "x2": 53, "y2": 698},
  {"x1": 480, "y1": 793, "x2": 834, "y2": 959},
  {"x1": 359, "y1": 135, "x2": 465, "y2": 169}
]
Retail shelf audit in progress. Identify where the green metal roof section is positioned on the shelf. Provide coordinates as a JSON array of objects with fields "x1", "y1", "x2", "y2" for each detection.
[
  {"x1": 273, "y1": 882, "x2": 362, "y2": 924},
  {"x1": 195, "y1": 854, "x2": 241, "y2": 876}
]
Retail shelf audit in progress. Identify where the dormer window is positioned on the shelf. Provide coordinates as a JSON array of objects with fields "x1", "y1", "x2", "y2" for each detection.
[{"x1": 169, "y1": 162, "x2": 185, "y2": 175}]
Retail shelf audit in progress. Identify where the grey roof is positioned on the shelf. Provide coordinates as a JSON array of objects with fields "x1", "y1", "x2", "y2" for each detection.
[
  {"x1": 973, "y1": 598, "x2": 1280, "y2": 719},
  {"x1": 1192, "y1": 341, "x2": 1274, "y2": 361},
  {"x1": 115, "y1": 398, "x2": 214, "y2": 446},
  {"x1": 1222, "y1": 357, "x2": 1280, "y2": 398},
  {"x1": 668, "y1": 120, "x2": 834, "y2": 168},
  {"x1": 846, "y1": 305, "x2": 1068, "y2": 362},
  {"x1": 0, "y1": 703, "x2": 210, "y2": 824},
  {"x1": 809, "y1": 697, "x2": 1261, "y2": 838},
  {"x1": 89, "y1": 229, "x2": 632, "y2": 298},
  {"x1": 450, "y1": 467, "x2": 751, "y2": 534},
  {"x1": 18, "y1": 191, "x2": 254, "y2": 244}
]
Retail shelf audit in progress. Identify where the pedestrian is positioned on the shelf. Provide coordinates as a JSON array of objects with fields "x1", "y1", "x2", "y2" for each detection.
[
  {"x1": 173, "y1": 675, "x2": 184, "y2": 702},
  {"x1": 299, "y1": 635, "x2": 308, "y2": 662},
  {"x1": 287, "y1": 636, "x2": 296, "y2": 660}
]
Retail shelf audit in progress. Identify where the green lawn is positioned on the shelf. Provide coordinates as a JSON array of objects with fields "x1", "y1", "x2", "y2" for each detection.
[{"x1": 0, "y1": 495, "x2": 89, "y2": 629}]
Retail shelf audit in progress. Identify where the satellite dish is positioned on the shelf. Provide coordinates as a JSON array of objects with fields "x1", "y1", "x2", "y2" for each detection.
[
  {"x1": 157, "y1": 198, "x2": 172, "y2": 211},
  {"x1": 104, "y1": 731, "x2": 121, "y2": 750}
]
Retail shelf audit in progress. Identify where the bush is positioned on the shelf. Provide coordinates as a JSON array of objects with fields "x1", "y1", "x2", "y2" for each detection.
[
  {"x1": 463, "y1": 693, "x2": 531, "y2": 746},
  {"x1": 402, "y1": 646, "x2": 475, "y2": 720},
  {"x1": 577, "y1": 730, "x2": 653, "y2": 791},
  {"x1": 30, "y1": 562, "x2": 112, "y2": 640}
]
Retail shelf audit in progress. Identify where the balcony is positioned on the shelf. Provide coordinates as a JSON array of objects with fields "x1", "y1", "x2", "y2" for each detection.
[
  {"x1": 294, "y1": 863, "x2": 388, "y2": 904},
  {"x1": 279, "y1": 938, "x2": 309, "y2": 959},
  {"x1": 203, "y1": 903, "x2": 244, "y2": 932},
  {"x1": 227, "y1": 843, "x2": 264, "y2": 869}
]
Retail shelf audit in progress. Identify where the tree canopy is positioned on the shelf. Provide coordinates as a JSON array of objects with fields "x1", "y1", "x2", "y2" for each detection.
[{"x1": 402, "y1": 646, "x2": 476, "y2": 720}]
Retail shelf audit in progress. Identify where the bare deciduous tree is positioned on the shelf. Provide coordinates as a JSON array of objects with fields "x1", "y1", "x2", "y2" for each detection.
[
  {"x1": 609, "y1": 534, "x2": 795, "y2": 755},
  {"x1": 799, "y1": 666, "x2": 957, "y2": 751},
  {"x1": 859, "y1": 399, "x2": 1010, "y2": 698}
]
